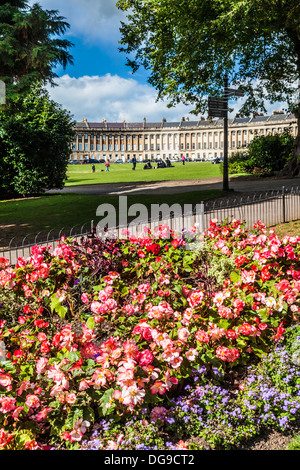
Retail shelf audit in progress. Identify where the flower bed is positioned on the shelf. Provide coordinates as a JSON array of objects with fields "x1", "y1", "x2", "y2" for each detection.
[{"x1": 0, "y1": 219, "x2": 299, "y2": 450}]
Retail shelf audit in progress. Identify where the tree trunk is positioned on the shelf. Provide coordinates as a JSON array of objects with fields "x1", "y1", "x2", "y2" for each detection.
[{"x1": 278, "y1": 109, "x2": 300, "y2": 177}]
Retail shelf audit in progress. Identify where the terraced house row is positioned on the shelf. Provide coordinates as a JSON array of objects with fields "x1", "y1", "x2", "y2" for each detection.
[{"x1": 71, "y1": 110, "x2": 298, "y2": 163}]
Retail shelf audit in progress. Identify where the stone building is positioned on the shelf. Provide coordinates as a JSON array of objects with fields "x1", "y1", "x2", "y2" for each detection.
[{"x1": 70, "y1": 110, "x2": 298, "y2": 163}]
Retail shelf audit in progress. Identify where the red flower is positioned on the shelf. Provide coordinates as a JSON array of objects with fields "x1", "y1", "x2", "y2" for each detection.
[
  {"x1": 139, "y1": 349, "x2": 154, "y2": 366},
  {"x1": 13, "y1": 349, "x2": 23, "y2": 358}
]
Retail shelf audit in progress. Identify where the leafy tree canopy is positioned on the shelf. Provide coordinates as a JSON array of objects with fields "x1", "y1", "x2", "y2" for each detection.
[
  {"x1": 116, "y1": 0, "x2": 299, "y2": 116},
  {"x1": 0, "y1": 82, "x2": 75, "y2": 197},
  {"x1": 0, "y1": 0, "x2": 73, "y2": 99}
]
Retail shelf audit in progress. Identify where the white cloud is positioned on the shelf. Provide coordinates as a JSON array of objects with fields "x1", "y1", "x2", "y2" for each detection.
[{"x1": 47, "y1": 74, "x2": 197, "y2": 123}]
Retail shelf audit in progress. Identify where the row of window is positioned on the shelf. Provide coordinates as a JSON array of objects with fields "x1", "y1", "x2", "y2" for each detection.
[
  {"x1": 76, "y1": 126, "x2": 293, "y2": 142},
  {"x1": 73, "y1": 140, "x2": 251, "y2": 152}
]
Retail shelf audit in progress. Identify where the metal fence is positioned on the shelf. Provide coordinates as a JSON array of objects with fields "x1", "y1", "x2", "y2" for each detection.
[
  {"x1": 203, "y1": 186, "x2": 300, "y2": 229},
  {"x1": 1, "y1": 186, "x2": 300, "y2": 265},
  {"x1": 0, "y1": 221, "x2": 93, "y2": 266}
]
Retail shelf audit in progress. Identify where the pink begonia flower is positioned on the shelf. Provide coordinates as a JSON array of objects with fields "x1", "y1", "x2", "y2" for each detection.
[
  {"x1": 0, "y1": 428, "x2": 14, "y2": 448},
  {"x1": 79, "y1": 380, "x2": 90, "y2": 391},
  {"x1": 177, "y1": 327, "x2": 190, "y2": 342},
  {"x1": 12, "y1": 406, "x2": 25, "y2": 421},
  {"x1": 81, "y1": 293, "x2": 90, "y2": 304},
  {"x1": 92, "y1": 369, "x2": 107, "y2": 388},
  {"x1": 241, "y1": 269, "x2": 256, "y2": 284},
  {"x1": 35, "y1": 407, "x2": 52, "y2": 422},
  {"x1": 138, "y1": 283, "x2": 151, "y2": 293},
  {"x1": 0, "y1": 396, "x2": 16, "y2": 413},
  {"x1": 121, "y1": 385, "x2": 146, "y2": 408},
  {"x1": 0, "y1": 374, "x2": 11, "y2": 389},
  {"x1": 90, "y1": 301, "x2": 109, "y2": 315},
  {"x1": 188, "y1": 290, "x2": 204, "y2": 308},
  {"x1": 150, "y1": 381, "x2": 167, "y2": 395},
  {"x1": 17, "y1": 380, "x2": 31, "y2": 396},
  {"x1": 47, "y1": 364, "x2": 69, "y2": 388},
  {"x1": 25, "y1": 395, "x2": 40, "y2": 408},
  {"x1": 124, "y1": 304, "x2": 135, "y2": 316},
  {"x1": 170, "y1": 355, "x2": 183, "y2": 369},
  {"x1": 37, "y1": 332, "x2": 47, "y2": 342},
  {"x1": 65, "y1": 393, "x2": 77, "y2": 405},
  {"x1": 185, "y1": 348, "x2": 199, "y2": 361},
  {"x1": 195, "y1": 329, "x2": 210, "y2": 343},
  {"x1": 216, "y1": 345, "x2": 240, "y2": 363},
  {"x1": 139, "y1": 349, "x2": 154, "y2": 366},
  {"x1": 105, "y1": 298, "x2": 118, "y2": 311}
]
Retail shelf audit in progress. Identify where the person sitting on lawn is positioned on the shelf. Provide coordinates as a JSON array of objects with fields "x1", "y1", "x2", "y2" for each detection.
[
  {"x1": 143, "y1": 161, "x2": 153, "y2": 169},
  {"x1": 157, "y1": 159, "x2": 166, "y2": 168}
]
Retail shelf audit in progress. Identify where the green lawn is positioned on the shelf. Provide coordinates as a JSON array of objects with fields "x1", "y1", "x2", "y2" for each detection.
[
  {"x1": 0, "y1": 190, "x2": 225, "y2": 246},
  {"x1": 65, "y1": 161, "x2": 223, "y2": 186}
]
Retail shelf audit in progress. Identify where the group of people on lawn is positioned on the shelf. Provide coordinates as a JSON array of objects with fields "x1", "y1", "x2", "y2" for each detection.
[{"x1": 92, "y1": 155, "x2": 186, "y2": 172}]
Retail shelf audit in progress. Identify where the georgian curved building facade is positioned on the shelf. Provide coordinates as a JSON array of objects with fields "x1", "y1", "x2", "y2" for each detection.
[{"x1": 70, "y1": 110, "x2": 298, "y2": 163}]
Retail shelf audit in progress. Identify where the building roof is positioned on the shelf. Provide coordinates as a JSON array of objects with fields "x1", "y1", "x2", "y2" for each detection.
[{"x1": 74, "y1": 112, "x2": 296, "y2": 131}]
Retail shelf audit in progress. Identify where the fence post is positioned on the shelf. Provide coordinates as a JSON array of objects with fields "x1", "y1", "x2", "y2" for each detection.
[{"x1": 282, "y1": 186, "x2": 286, "y2": 223}]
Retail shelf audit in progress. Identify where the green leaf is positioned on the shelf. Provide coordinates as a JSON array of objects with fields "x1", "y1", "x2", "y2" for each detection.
[
  {"x1": 86, "y1": 317, "x2": 95, "y2": 330},
  {"x1": 230, "y1": 271, "x2": 241, "y2": 283},
  {"x1": 49, "y1": 293, "x2": 68, "y2": 319},
  {"x1": 99, "y1": 389, "x2": 115, "y2": 416}
]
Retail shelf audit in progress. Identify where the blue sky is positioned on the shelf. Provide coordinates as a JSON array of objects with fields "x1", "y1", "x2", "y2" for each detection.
[{"x1": 31, "y1": 0, "x2": 286, "y2": 123}]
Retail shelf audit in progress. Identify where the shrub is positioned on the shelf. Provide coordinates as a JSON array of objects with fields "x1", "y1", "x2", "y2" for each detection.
[{"x1": 0, "y1": 219, "x2": 299, "y2": 449}]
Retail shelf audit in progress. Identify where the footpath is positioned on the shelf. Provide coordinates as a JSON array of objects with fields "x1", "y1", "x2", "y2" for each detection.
[{"x1": 48, "y1": 175, "x2": 300, "y2": 196}]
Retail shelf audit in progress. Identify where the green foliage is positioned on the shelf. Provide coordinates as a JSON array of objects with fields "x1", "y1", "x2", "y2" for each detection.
[
  {"x1": 226, "y1": 151, "x2": 250, "y2": 175},
  {"x1": 0, "y1": 0, "x2": 73, "y2": 100},
  {"x1": 228, "y1": 131, "x2": 295, "y2": 175},
  {"x1": 116, "y1": 0, "x2": 300, "y2": 117},
  {"x1": 244, "y1": 131, "x2": 295, "y2": 174},
  {"x1": 0, "y1": 82, "x2": 75, "y2": 197}
]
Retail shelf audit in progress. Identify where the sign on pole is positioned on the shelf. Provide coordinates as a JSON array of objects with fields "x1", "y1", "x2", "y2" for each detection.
[
  {"x1": 208, "y1": 97, "x2": 227, "y2": 118},
  {"x1": 207, "y1": 80, "x2": 244, "y2": 191},
  {"x1": 225, "y1": 88, "x2": 244, "y2": 97}
]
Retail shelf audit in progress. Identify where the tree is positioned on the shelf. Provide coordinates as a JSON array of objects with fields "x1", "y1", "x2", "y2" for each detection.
[
  {"x1": 0, "y1": 82, "x2": 75, "y2": 197},
  {"x1": 116, "y1": 0, "x2": 300, "y2": 174},
  {"x1": 0, "y1": 0, "x2": 73, "y2": 99}
]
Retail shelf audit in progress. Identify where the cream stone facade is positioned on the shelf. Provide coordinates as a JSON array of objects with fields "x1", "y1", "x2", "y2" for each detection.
[{"x1": 70, "y1": 111, "x2": 298, "y2": 163}]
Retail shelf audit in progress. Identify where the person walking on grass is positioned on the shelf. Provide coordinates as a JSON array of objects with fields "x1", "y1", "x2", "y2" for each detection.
[
  {"x1": 132, "y1": 155, "x2": 137, "y2": 170},
  {"x1": 105, "y1": 159, "x2": 110, "y2": 172},
  {"x1": 182, "y1": 155, "x2": 186, "y2": 165}
]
